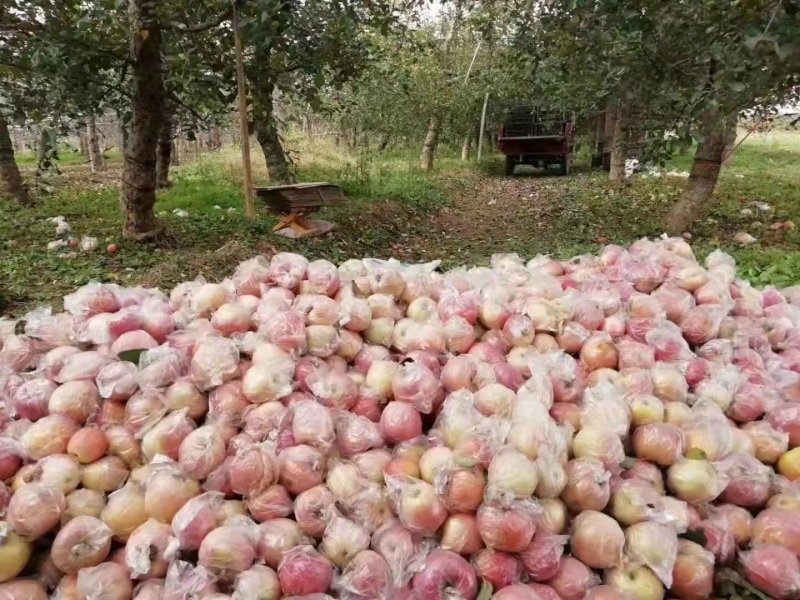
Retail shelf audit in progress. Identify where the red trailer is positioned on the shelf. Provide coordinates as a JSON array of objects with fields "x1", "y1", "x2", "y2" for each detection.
[{"x1": 499, "y1": 106, "x2": 575, "y2": 176}]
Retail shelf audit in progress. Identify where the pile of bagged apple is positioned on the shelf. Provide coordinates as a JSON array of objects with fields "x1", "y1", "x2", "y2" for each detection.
[{"x1": 0, "y1": 236, "x2": 799, "y2": 600}]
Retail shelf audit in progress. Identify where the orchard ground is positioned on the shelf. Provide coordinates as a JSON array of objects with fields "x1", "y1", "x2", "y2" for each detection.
[{"x1": 2, "y1": 129, "x2": 800, "y2": 314}]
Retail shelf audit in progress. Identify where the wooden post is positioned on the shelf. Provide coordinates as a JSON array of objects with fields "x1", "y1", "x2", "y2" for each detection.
[
  {"x1": 477, "y1": 92, "x2": 490, "y2": 162},
  {"x1": 464, "y1": 40, "x2": 482, "y2": 83},
  {"x1": 233, "y1": 3, "x2": 256, "y2": 218}
]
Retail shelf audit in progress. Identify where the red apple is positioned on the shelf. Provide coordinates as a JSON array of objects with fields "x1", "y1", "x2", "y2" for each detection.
[
  {"x1": 337, "y1": 549, "x2": 390, "y2": 599},
  {"x1": 527, "y1": 583, "x2": 565, "y2": 600},
  {"x1": 441, "y1": 466, "x2": 485, "y2": 512},
  {"x1": 440, "y1": 513, "x2": 483, "y2": 556},
  {"x1": 412, "y1": 550, "x2": 478, "y2": 600},
  {"x1": 741, "y1": 544, "x2": 800, "y2": 599},
  {"x1": 385, "y1": 474, "x2": 447, "y2": 535},
  {"x1": 670, "y1": 541, "x2": 715, "y2": 600},
  {"x1": 476, "y1": 503, "x2": 536, "y2": 553},
  {"x1": 491, "y1": 583, "x2": 541, "y2": 600},
  {"x1": 548, "y1": 556, "x2": 599, "y2": 600},
  {"x1": 278, "y1": 545, "x2": 333, "y2": 596},
  {"x1": 294, "y1": 485, "x2": 335, "y2": 539},
  {"x1": 519, "y1": 532, "x2": 567, "y2": 582},
  {"x1": 472, "y1": 548, "x2": 522, "y2": 590}
]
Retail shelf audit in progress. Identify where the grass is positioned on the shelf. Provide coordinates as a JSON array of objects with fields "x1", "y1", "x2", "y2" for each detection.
[
  {"x1": 2, "y1": 130, "x2": 800, "y2": 314},
  {"x1": 15, "y1": 150, "x2": 124, "y2": 167}
]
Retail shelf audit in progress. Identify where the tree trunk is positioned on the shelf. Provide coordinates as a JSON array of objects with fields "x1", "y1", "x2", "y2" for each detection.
[
  {"x1": 722, "y1": 118, "x2": 737, "y2": 166},
  {"x1": 594, "y1": 114, "x2": 605, "y2": 155},
  {"x1": 378, "y1": 133, "x2": 390, "y2": 152},
  {"x1": 420, "y1": 116, "x2": 443, "y2": 171},
  {"x1": 86, "y1": 115, "x2": 104, "y2": 172},
  {"x1": 335, "y1": 119, "x2": 346, "y2": 147},
  {"x1": 252, "y1": 83, "x2": 294, "y2": 185},
  {"x1": 120, "y1": 122, "x2": 129, "y2": 154},
  {"x1": 171, "y1": 140, "x2": 179, "y2": 166},
  {"x1": 490, "y1": 131, "x2": 499, "y2": 152},
  {"x1": 664, "y1": 110, "x2": 730, "y2": 235},
  {"x1": 155, "y1": 104, "x2": 173, "y2": 189},
  {"x1": 79, "y1": 133, "x2": 88, "y2": 156},
  {"x1": 0, "y1": 118, "x2": 30, "y2": 204},
  {"x1": 120, "y1": 0, "x2": 163, "y2": 240},
  {"x1": 209, "y1": 126, "x2": 222, "y2": 150},
  {"x1": 608, "y1": 97, "x2": 630, "y2": 182},
  {"x1": 36, "y1": 128, "x2": 51, "y2": 173},
  {"x1": 461, "y1": 136, "x2": 472, "y2": 161},
  {"x1": 601, "y1": 106, "x2": 617, "y2": 170}
]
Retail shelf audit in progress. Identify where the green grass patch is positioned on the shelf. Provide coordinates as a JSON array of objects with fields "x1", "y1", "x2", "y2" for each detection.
[
  {"x1": 2, "y1": 131, "x2": 800, "y2": 314},
  {"x1": 16, "y1": 150, "x2": 124, "y2": 167}
]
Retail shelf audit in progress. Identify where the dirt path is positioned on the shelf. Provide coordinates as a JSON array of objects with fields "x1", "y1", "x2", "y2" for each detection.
[{"x1": 404, "y1": 166, "x2": 601, "y2": 264}]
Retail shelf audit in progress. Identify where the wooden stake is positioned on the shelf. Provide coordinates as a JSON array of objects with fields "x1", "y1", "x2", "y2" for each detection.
[
  {"x1": 233, "y1": 3, "x2": 255, "y2": 218},
  {"x1": 477, "y1": 92, "x2": 490, "y2": 162},
  {"x1": 464, "y1": 39, "x2": 482, "y2": 83}
]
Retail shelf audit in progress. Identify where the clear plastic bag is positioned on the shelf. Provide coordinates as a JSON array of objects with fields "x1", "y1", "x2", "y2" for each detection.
[
  {"x1": 0, "y1": 335, "x2": 38, "y2": 372},
  {"x1": 391, "y1": 362, "x2": 438, "y2": 414},
  {"x1": 170, "y1": 491, "x2": 226, "y2": 551},
  {"x1": 126, "y1": 518, "x2": 176, "y2": 579},
  {"x1": 617, "y1": 338, "x2": 655, "y2": 370},
  {"x1": 137, "y1": 346, "x2": 188, "y2": 390},
  {"x1": 335, "y1": 411, "x2": 384, "y2": 458},
  {"x1": 371, "y1": 520, "x2": 429, "y2": 590},
  {"x1": 229, "y1": 443, "x2": 275, "y2": 498},
  {"x1": 681, "y1": 398, "x2": 735, "y2": 461},
  {"x1": 277, "y1": 544, "x2": 335, "y2": 597},
  {"x1": 190, "y1": 337, "x2": 240, "y2": 391},
  {"x1": 520, "y1": 531, "x2": 570, "y2": 582},
  {"x1": 645, "y1": 322, "x2": 694, "y2": 363},
  {"x1": 9, "y1": 378, "x2": 56, "y2": 421},
  {"x1": 580, "y1": 381, "x2": 631, "y2": 437},
  {"x1": 681, "y1": 304, "x2": 730, "y2": 345},
  {"x1": 717, "y1": 452, "x2": 773, "y2": 508},
  {"x1": 232, "y1": 256, "x2": 272, "y2": 297},
  {"x1": 320, "y1": 511, "x2": 371, "y2": 569},
  {"x1": 304, "y1": 259, "x2": 341, "y2": 297},
  {"x1": 22, "y1": 307, "x2": 77, "y2": 350},
  {"x1": 624, "y1": 521, "x2": 678, "y2": 586},
  {"x1": 164, "y1": 560, "x2": 218, "y2": 600},
  {"x1": 334, "y1": 549, "x2": 390, "y2": 600},
  {"x1": 696, "y1": 516, "x2": 735, "y2": 565},
  {"x1": 63, "y1": 282, "x2": 120, "y2": 317},
  {"x1": 269, "y1": 253, "x2": 309, "y2": 290},
  {"x1": 233, "y1": 564, "x2": 281, "y2": 600},
  {"x1": 96, "y1": 361, "x2": 139, "y2": 401},
  {"x1": 111, "y1": 329, "x2": 158, "y2": 357},
  {"x1": 740, "y1": 544, "x2": 800, "y2": 599}
]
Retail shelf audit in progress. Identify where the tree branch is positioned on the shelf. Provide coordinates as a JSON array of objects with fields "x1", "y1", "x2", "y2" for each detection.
[
  {"x1": 166, "y1": 7, "x2": 232, "y2": 33},
  {"x1": 166, "y1": 90, "x2": 217, "y2": 125}
]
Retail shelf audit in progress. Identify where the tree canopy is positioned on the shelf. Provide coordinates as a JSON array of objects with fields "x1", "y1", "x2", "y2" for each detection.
[{"x1": 0, "y1": 0, "x2": 798, "y2": 234}]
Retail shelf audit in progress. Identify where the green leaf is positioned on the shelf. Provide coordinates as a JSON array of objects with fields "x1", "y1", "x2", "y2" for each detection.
[
  {"x1": 476, "y1": 580, "x2": 493, "y2": 600},
  {"x1": 118, "y1": 348, "x2": 147, "y2": 364},
  {"x1": 680, "y1": 529, "x2": 708, "y2": 547}
]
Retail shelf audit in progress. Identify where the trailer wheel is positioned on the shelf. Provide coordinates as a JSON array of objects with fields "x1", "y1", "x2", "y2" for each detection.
[
  {"x1": 559, "y1": 155, "x2": 570, "y2": 176},
  {"x1": 504, "y1": 156, "x2": 516, "y2": 176}
]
